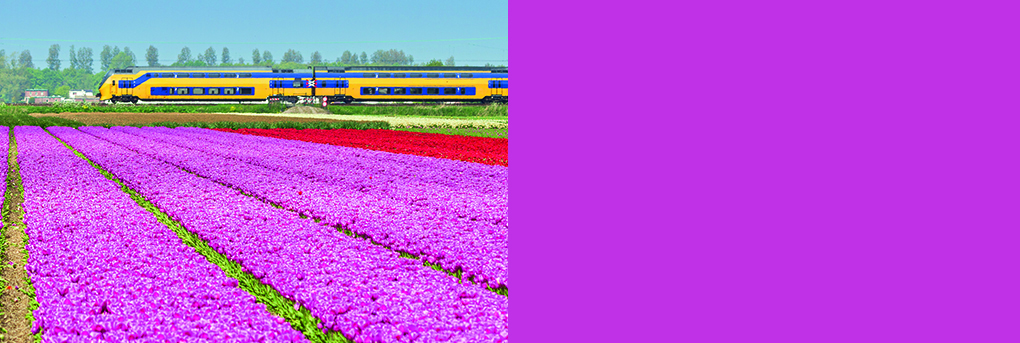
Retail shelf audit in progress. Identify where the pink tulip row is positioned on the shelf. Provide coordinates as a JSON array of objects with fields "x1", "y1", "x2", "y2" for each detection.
[
  {"x1": 51, "y1": 126, "x2": 510, "y2": 343},
  {"x1": 17, "y1": 126, "x2": 306, "y2": 342},
  {"x1": 93, "y1": 126, "x2": 508, "y2": 290}
]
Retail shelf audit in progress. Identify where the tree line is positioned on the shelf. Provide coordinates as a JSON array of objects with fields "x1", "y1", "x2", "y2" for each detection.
[{"x1": 1, "y1": 44, "x2": 504, "y2": 103}]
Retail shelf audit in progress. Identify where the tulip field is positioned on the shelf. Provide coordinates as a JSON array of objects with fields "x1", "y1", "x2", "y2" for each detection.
[
  {"x1": 214, "y1": 128, "x2": 509, "y2": 166},
  {"x1": 2, "y1": 125, "x2": 509, "y2": 342}
]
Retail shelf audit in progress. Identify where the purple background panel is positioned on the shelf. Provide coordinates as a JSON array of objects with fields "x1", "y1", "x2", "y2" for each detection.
[{"x1": 516, "y1": 1, "x2": 1020, "y2": 342}]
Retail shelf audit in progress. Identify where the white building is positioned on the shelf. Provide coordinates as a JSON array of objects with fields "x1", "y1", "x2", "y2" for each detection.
[{"x1": 69, "y1": 90, "x2": 94, "y2": 99}]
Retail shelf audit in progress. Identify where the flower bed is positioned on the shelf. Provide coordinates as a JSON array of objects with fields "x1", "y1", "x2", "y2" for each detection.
[
  {"x1": 214, "y1": 128, "x2": 508, "y2": 166},
  {"x1": 92, "y1": 126, "x2": 508, "y2": 291},
  {"x1": 52, "y1": 126, "x2": 509, "y2": 343},
  {"x1": 17, "y1": 126, "x2": 305, "y2": 342}
]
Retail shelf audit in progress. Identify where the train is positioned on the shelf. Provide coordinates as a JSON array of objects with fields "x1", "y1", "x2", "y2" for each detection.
[{"x1": 96, "y1": 66, "x2": 508, "y2": 105}]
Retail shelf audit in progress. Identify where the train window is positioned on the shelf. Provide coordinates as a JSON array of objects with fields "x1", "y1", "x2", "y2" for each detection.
[
  {"x1": 426, "y1": 73, "x2": 439, "y2": 78},
  {"x1": 241, "y1": 73, "x2": 252, "y2": 77},
  {"x1": 410, "y1": 73, "x2": 423, "y2": 78},
  {"x1": 177, "y1": 88, "x2": 189, "y2": 95},
  {"x1": 193, "y1": 73, "x2": 205, "y2": 78},
  {"x1": 362, "y1": 87, "x2": 376, "y2": 95},
  {"x1": 240, "y1": 88, "x2": 253, "y2": 95},
  {"x1": 443, "y1": 73, "x2": 456, "y2": 78},
  {"x1": 293, "y1": 81, "x2": 302, "y2": 88},
  {"x1": 209, "y1": 88, "x2": 220, "y2": 95},
  {"x1": 444, "y1": 88, "x2": 456, "y2": 95},
  {"x1": 193, "y1": 88, "x2": 205, "y2": 95},
  {"x1": 378, "y1": 73, "x2": 390, "y2": 78},
  {"x1": 161, "y1": 73, "x2": 174, "y2": 77},
  {"x1": 461, "y1": 73, "x2": 473, "y2": 78},
  {"x1": 177, "y1": 73, "x2": 189, "y2": 78},
  {"x1": 393, "y1": 88, "x2": 406, "y2": 95},
  {"x1": 410, "y1": 88, "x2": 423, "y2": 94},
  {"x1": 363, "y1": 73, "x2": 375, "y2": 78},
  {"x1": 224, "y1": 88, "x2": 236, "y2": 95},
  {"x1": 394, "y1": 73, "x2": 406, "y2": 78},
  {"x1": 208, "y1": 73, "x2": 221, "y2": 78},
  {"x1": 379, "y1": 88, "x2": 391, "y2": 95},
  {"x1": 427, "y1": 88, "x2": 439, "y2": 95},
  {"x1": 223, "y1": 73, "x2": 236, "y2": 78}
]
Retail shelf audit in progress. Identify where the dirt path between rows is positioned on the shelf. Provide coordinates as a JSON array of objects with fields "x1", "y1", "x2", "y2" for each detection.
[
  {"x1": 1, "y1": 130, "x2": 30, "y2": 343},
  {"x1": 29, "y1": 112, "x2": 354, "y2": 126}
]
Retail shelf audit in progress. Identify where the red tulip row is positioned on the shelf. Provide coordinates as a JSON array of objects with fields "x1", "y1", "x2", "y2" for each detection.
[{"x1": 213, "y1": 128, "x2": 509, "y2": 166}]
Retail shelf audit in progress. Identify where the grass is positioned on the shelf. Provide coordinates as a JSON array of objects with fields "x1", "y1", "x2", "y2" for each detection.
[
  {"x1": 328, "y1": 103, "x2": 507, "y2": 117},
  {"x1": 48, "y1": 130, "x2": 353, "y2": 343},
  {"x1": 0, "y1": 112, "x2": 390, "y2": 130},
  {"x1": 137, "y1": 120, "x2": 390, "y2": 130},
  {"x1": 394, "y1": 126, "x2": 509, "y2": 138},
  {"x1": 3, "y1": 102, "x2": 508, "y2": 118},
  {"x1": 0, "y1": 112, "x2": 88, "y2": 128}
]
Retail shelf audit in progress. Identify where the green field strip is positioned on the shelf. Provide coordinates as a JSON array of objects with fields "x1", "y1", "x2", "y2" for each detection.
[{"x1": 46, "y1": 130, "x2": 353, "y2": 343}]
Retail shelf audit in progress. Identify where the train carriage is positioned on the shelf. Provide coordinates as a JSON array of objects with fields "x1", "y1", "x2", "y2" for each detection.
[{"x1": 97, "y1": 66, "x2": 508, "y2": 105}]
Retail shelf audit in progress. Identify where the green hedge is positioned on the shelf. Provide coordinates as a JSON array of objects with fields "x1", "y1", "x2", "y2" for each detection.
[
  {"x1": 18, "y1": 103, "x2": 287, "y2": 114},
  {"x1": 134, "y1": 120, "x2": 390, "y2": 130}
]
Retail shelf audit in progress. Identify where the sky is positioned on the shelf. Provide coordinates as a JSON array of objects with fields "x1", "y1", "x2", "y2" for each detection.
[{"x1": 0, "y1": 0, "x2": 508, "y2": 69}]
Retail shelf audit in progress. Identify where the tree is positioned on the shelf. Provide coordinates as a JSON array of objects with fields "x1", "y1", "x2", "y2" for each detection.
[
  {"x1": 47, "y1": 44, "x2": 61, "y2": 71},
  {"x1": 340, "y1": 50, "x2": 352, "y2": 64},
  {"x1": 0, "y1": 69, "x2": 30, "y2": 102},
  {"x1": 310, "y1": 51, "x2": 322, "y2": 64},
  {"x1": 55, "y1": 85, "x2": 70, "y2": 98},
  {"x1": 177, "y1": 47, "x2": 192, "y2": 64},
  {"x1": 78, "y1": 47, "x2": 93, "y2": 73},
  {"x1": 202, "y1": 47, "x2": 217, "y2": 66},
  {"x1": 425, "y1": 59, "x2": 444, "y2": 67},
  {"x1": 445, "y1": 56, "x2": 455, "y2": 67},
  {"x1": 221, "y1": 47, "x2": 231, "y2": 65},
  {"x1": 262, "y1": 50, "x2": 273, "y2": 65},
  {"x1": 110, "y1": 52, "x2": 132, "y2": 70},
  {"x1": 359, "y1": 52, "x2": 368, "y2": 65},
  {"x1": 19, "y1": 50, "x2": 34, "y2": 69},
  {"x1": 237, "y1": 57, "x2": 245, "y2": 65},
  {"x1": 9, "y1": 51, "x2": 19, "y2": 69},
  {"x1": 100, "y1": 45, "x2": 114, "y2": 70},
  {"x1": 0, "y1": 49, "x2": 6, "y2": 69},
  {"x1": 69, "y1": 45, "x2": 79, "y2": 70},
  {"x1": 282, "y1": 49, "x2": 303, "y2": 64},
  {"x1": 123, "y1": 47, "x2": 136, "y2": 67},
  {"x1": 146, "y1": 45, "x2": 159, "y2": 66},
  {"x1": 251, "y1": 49, "x2": 262, "y2": 64},
  {"x1": 370, "y1": 49, "x2": 412, "y2": 65}
]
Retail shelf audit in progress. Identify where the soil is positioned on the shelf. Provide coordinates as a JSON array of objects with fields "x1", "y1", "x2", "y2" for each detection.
[
  {"x1": 1, "y1": 131, "x2": 30, "y2": 343},
  {"x1": 282, "y1": 106, "x2": 331, "y2": 114},
  {"x1": 29, "y1": 112, "x2": 351, "y2": 126}
]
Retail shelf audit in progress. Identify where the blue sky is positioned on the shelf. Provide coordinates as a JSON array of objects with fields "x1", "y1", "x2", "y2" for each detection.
[{"x1": 0, "y1": 0, "x2": 508, "y2": 68}]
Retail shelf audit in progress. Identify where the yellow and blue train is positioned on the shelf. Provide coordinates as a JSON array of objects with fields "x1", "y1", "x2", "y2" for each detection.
[{"x1": 97, "y1": 66, "x2": 508, "y2": 105}]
